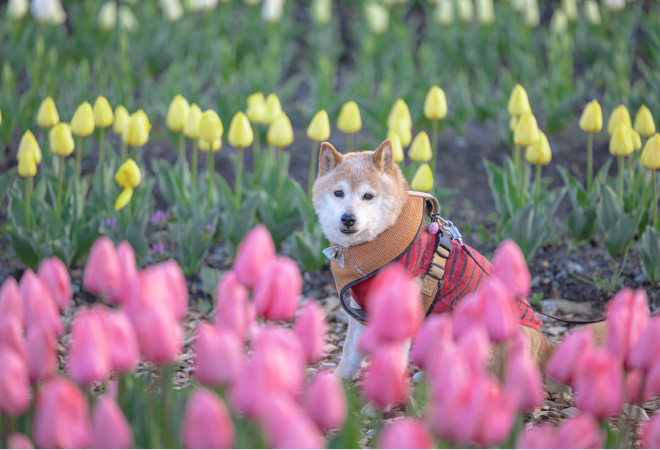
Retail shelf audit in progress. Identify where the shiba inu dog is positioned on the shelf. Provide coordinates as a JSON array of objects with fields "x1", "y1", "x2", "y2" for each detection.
[{"x1": 312, "y1": 139, "x2": 606, "y2": 381}]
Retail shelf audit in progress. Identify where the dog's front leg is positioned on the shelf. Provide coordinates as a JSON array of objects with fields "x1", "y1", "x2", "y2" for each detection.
[{"x1": 335, "y1": 316, "x2": 366, "y2": 380}]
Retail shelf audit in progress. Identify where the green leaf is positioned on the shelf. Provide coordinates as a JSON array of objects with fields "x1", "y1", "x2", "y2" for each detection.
[
  {"x1": 8, "y1": 228, "x2": 40, "y2": 269},
  {"x1": 639, "y1": 226, "x2": 660, "y2": 283},
  {"x1": 506, "y1": 204, "x2": 549, "y2": 261},
  {"x1": 0, "y1": 167, "x2": 17, "y2": 204},
  {"x1": 567, "y1": 206, "x2": 599, "y2": 242},
  {"x1": 597, "y1": 183, "x2": 622, "y2": 231},
  {"x1": 199, "y1": 266, "x2": 223, "y2": 299},
  {"x1": 603, "y1": 212, "x2": 641, "y2": 258}
]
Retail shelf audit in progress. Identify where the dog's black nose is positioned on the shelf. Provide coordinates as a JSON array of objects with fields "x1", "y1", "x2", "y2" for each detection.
[{"x1": 341, "y1": 214, "x2": 356, "y2": 228}]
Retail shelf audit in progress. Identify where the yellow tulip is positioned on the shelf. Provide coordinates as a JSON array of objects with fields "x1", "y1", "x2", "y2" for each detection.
[
  {"x1": 579, "y1": 100, "x2": 603, "y2": 133},
  {"x1": 312, "y1": 0, "x2": 332, "y2": 25},
  {"x1": 17, "y1": 130, "x2": 42, "y2": 164},
  {"x1": 36, "y1": 96, "x2": 60, "y2": 129},
  {"x1": 113, "y1": 105, "x2": 130, "y2": 136},
  {"x1": 584, "y1": 0, "x2": 601, "y2": 25},
  {"x1": 387, "y1": 99, "x2": 412, "y2": 131},
  {"x1": 267, "y1": 113, "x2": 294, "y2": 147},
  {"x1": 18, "y1": 152, "x2": 37, "y2": 178},
  {"x1": 389, "y1": 120, "x2": 412, "y2": 147},
  {"x1": 114, "y1": 187, "x2": 134, "y2": 211},
  {"x1": 408, "y1": 131, "x2": 432, "y2": 162},
  {"x1": 634, "y1": 105, "x2": 656, "y2": 138},
  {"x1": 166, "y1": 94, "x2": 190, "y2": 132},
  {"x1": 456, "y1": 0, "x2": 474, "y2": 23},
  {"x1": 433, "y1": 0, "x2": 453, "y2": 26},
  {"x1": 525, "y1": 131, "x2": 551, "y2": 165},
  {"x1": 115, "y1": 158, "x2": 141, "y2": 189},
  {"x1": 337, "y1": 101, "x2": 362, "y2": 134},
  {"x1": 184, "y1": 104, "x2": 203, "y2": 139},
  {"x1": 199, "y1": 110, "x2": 223, "y2": 144},
  {"x1": 198, "y1": 138, "x2": 222, "y2": 153},
  {"x1": 424, "y1": 86, "x2": 447, "y2": 121},
  {"x1": 631, "y1": 129, "x2": 642, "y2": 151},
  {"x1": 609, "y1": 123, "x2": 634, "y2": 157},
  {"x1": 71, "y1": 102, "x2": 95, "y2": 137},
  {"x1": 562, "y1": 0, "x2": 578, "y2": 21},
  {"x1": 410, "y1": 163, "x2": 434, "y2": 192},
  {"x1": 364, "y1": 2, "x2": 389, "y2": 35},
  {"x1": 507, "y1": 84, "x2": 532, "y2": 116},
  {"x1": 263, "y1": 94, "x2": 283, "y2": 125},
  {"x1": 641, "y1": 134, "x2": 660, "y2": 170},
  {"x1": 514, "y1": 113, "x2": 540, "y2": 147},
  {"x1": 246, "y1": 92, "x2": 267, "y2": 124},
  {"x1": 307, "y1": 110, "x2": 330, "y2": 142},
  {"x1": 49, "y1": 123, "x2": 75, "y2": 157},
  {"x1": 550, "y1": 9, "x2": 568, "y2": 35},
  {"x1": 122, "y1": 110, "x2": 150, "y2": 147},
  {"x1": 509, "y1": 116, "x2": 519, "y2": 132},
  {"x1": 228, "y1": 112, "x2": 254, "y2": 148},
  {"x1": 607, "y1": 105, "x2": 632, "y2": 136},
  {"x1": 93, "y1": 96, "x2": 114, "y2": 128},
  {"x1": 388, "y1": 133, "x2": 404, "y2": 163},
  {"x1": 476, "y1": 0, "x2": 495, "y2": 25}
]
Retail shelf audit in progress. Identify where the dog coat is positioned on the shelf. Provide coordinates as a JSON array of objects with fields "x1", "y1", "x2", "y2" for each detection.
[{"x1": 328, "y1": 191, "x2": 542, "y2": 331}]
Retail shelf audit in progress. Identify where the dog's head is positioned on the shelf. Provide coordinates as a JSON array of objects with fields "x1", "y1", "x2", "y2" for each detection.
[{"x1": 312, "y1": 139, "x2": 409, "y2": 248}]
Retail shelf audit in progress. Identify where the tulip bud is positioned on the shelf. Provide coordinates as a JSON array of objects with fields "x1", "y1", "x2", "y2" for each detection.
[
  {"x1": 118, "y1": 6, "x2": 139, "y2": 32},
  {"x1": 261, "y1": 0, "x2": 285, "y2": 23},
  {"x1": 26, "y1": 327, "x2": 56, "y2": 383},
  {"x1": 389, "y1": 119, "x2": 412, "y2": 147},
  {"x1": 312, "y1": 0, "x2": 332, "y2": 24},
  {"x1": 180, "y1": 389, "x2": 235, "y2": 449},
  {"x1": 524, "y1": 0, "x2": 540, "y2": 27},
  {"x1": 387, "y1": 99, "x2": 412, "y2": 132},
  {"x1": 0, "y1": 278, "x2": 23, "y2": 327},
  {"x1": 233, "y1": 225, "x2": 276, "y2": 288},
  {"x1": 305, "y1": 371, "x2": 347, "y2": 431},
  {"x1": 98, "y1": 1, "x2": 117, "y2": 30},
  {"x1": 67, "y1": 310, "x2": 113, "y2": 386},
  {"x1": 294, "y1": 300, "x2": 327, "y2": 364},
  {"x1": 0, "y1": 345, "x2": 30, "y2": 417},
  {"x1": 584, "y1": 0, "x2": 601, "y2": 25},
  {"x1": 199, "y1": 110, "x2": 223, "y2": 144},
  {"x1": 71, "y1": 101, "x2": 95, "y2": 137},
  {"x1": 579, "y1": 99, "x2": 603, "y2": 133},
  {"x1": 228, "y1": 111, "x2": 254, "y2": 148},
  {"x1": 574, "y1": 348, "x2": 623, "y2": 418},
  {"x1": 387, "y1": 132, "x2": 404, "y2": 163},
  {"x1": 378, "y1": 419, "x2": 434, "y2": 449},
  {"x1": 476, "y1": 0, "x2": 494, "y2": 25},
  {"x1": 99, "y1": 309, "x2": 139, "y2": 374},
  {"x1": 183, "y1": 103, "x2": 202, "y2": 139},
  {"x1": 83, "y1": 237, "x2": 123, "y2": 302},
  {"x1": 263, "y1": 93, "x2": 283, "y2": 125},
  {"x1": 246, "y1": 92, "x2": 267, "y2": 124},
  {"x1": 113, "y1": 105, "x2": 130, "y2": 136},
  {"x1": 254, "y1": 257, "x2": 302, "y2": 321},
  {"x1": 365, "y1": 2, "x2": 389, "y2": 35},
  {"x1": 122, "y1": 110, "x2": 150, "y2": 147},
  {"x1": 424, "y1": 86, "x2": 448, "y2": 121},
  {"x1": 363, "y1": 344, "x2": 410, "y2": 410},
  {"x1": 92, "y1": 96, "x2": 114, "y2": 129},
  {"x1": 7, "y1": 0, "x2": 29, "y2": 20},
  {"x1": 642, "y1": 134, "x2": 660, "y2": 170},
  {"x1": 166, "y1": 94, "x2": 190, "y2": 133},
  {"x1": 31, "y1": 0, "x2": 67, "y2": 25},
  {"x1": 307, "y1": 110, "x2": 330, "y2": 142},
  {"x1": 634, "y1": 105, "x2": 656, "y2": 138},
  {"x1": 410, "y1": 163, "x2": 434, "y2": 192},
  {"x1": 506, "y1": 331, "x2": 544, "y2": 412},
  {"x1": 456, "y1": 0, "x2": 474, "y2": 23},
  {"x1": 603, "y1": 0, "x2": 625, "y2": 12},
  {"x1": 193, "y1": 324, "x2": 243, "y2": 387},
  {"x1": 6, "y1": 433, "x2": 34, "y2": 449},
  {"x1": 641, "y1": 413, "x2": 660, "y2": 449},
  {"x1": 267, "y1": 113, "x2": 294, "y2": 147},
  {"x1": 562, "y1": 0, "x2": 578, "y2": 21},
  {"x1": 161, "y1": 0, "x2": 184, "y2": 22},
  {"x1": 17, "y1": 130, "x2": 42, "y2": 164},
  {"x1": 337, "y1": 101, "x2": 362, "y2": 134},
  {"x1": 525, "y1": 130, "x2": 552, "y2": 165},
  {"x1": 198, "y1": 137, "x2": 221, "y2": 153},
  {"x1": 408, "y1": 131, "x2": 432, "y2": 163},
  {"x1": 550, "y1": 9, "x2": 568, "y2": 35},
  {"x1": 134, "y1": 301, "x2": 183, "y2": 365},
  {"x1": 18, "y1": 152, "x2": 37, "y2": 178},
  {"x1": 36, "y1": 96, "x2": 59, "y2": 129},
  {"x1": 607, "y1": 104, "x2": 632, "y2": 135},
  {"x1": 411, "y1": 315, "x2": 453, "y2": 369},
  {"x1": 259, "y1": 395, "x2": 323, "y2": 449},
  {"x1": 507, "y1": 84, "x2": 532, "y2": 117},
  {"x1": 37, "y1": 257, "x2": 71, "y2": 311},
  {"x1": 20, "y1": 269, "x2": 63, "y2": 338},
  {"x1": 215, "y1": 272, "x2": 254, "y2": 342},
  {"x1": 610, "y1": 123, "x2": 635, "y2": 157},
  {"x1": 92, "y1": 397, "x2": 134, "y2": 449},
  {"x1": 433, "y1": 0, "x2": 453, "y2": 26},
  {"x1": 491, "y1": 239, "x2": 531, "y2": 298},
  {"x1": 514, "y1": 113, "x2": 540, "y2": 147},
  {"x1": 48, "y1": 123, "x2": 75, "y2": 157}
]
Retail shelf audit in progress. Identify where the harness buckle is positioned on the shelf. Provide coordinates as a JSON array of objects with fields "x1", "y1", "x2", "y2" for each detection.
[{"x1": 432, "y1": 213, "x2": 464, "y2": 246}]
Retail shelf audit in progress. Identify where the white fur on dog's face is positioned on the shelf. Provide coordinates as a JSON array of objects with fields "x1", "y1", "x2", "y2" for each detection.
[{"x1": 312, "y1": 140, "x2": 409, "y2": 248}]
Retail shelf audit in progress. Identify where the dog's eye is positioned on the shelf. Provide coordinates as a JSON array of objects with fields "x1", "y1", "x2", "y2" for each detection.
[
  {"x1": 334, "y1": 190, "x2": 344, "y2": 198},
  {"x1": 363, "y1": 193, "x2": 374, "y2": 200}
]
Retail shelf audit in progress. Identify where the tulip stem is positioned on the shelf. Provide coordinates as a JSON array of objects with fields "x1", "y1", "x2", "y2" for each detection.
[
  {"x1": 99, "y1": 128, "x2": 106, "y2": 202},
  {"x1": 131, "y1": 146, "x2": 136, "y2": 162},
  {"x1": 618, "y1": 155, "x2": 625, "y2": 205},
  {"x1": 277, "y1": 147, "x2": 285, "y2": 202},
  {"x1": 628, "y1": 152, "x2": 636, "y2": 203},
  {"x1": 57, "y1": 155, "x2": 65, "y2": 218},
  {"x1": 252, "y1": 122, "x2": 261, "y2": 168},
  {"x1": 160, "y1": 365, "x2": 173, "y2": 449},
  {"x1": 76, "y1": 135, "x2": 83, "y2": 183},
  {"x1": 534, "y1": 164, "x2": 542, "y2": 206},
  {"x1": 347, "y1": 133, "x2": 354, "y2": 153},
  {"x1": 513, "y1": 144, "x2": 521, "y2": 177},
  {"x1": 120, "y1": 141, "x2": 127, "y2": 162},
  {"x1": 308, "y1": 141, "x2": 320, "y2": 201},
  {"x1": 431, "y1": 119, "x2": 438, "y2": 181},
  {"x1": 191, "y1": 139, "x2": 198, "y2": 189},
  {"x1": 520, "y1": 160, "x2": 527, "y2": 208},
  {"x1": 25, "y1": 176, "x2": 33, "y2": 230},
  {"x1": 235, "y1": 147, "x2": 244, "y2": 209},
  {"x1": 178, "y1": 133, "x2": 186, "y2": 164},
  {"x1": 268, "y1": 145, "x2": 275, "y2": 167},
  {"x1": 587, "y1": 132, "x2": 594, "y2": 192},
  {"x1": 205, "y1": 150, "x2": 214, "y2": 213},
  {"x1": 653, "y1": 170, "x2": 658, "y2": 228}
]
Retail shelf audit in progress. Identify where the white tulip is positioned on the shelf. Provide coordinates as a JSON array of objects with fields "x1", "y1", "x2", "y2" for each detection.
[
  {"x1": 456, "y1": 0, "x2": 474, "y2": 23},
  {"x1": 524, "y1": 0, "x2": 540, "y2": 27},
  {"x1": 312, "y1": 0, "x2": 332, "y2": 25},
  {"x1": 550, "y1": 8, "x2": 568, "y2": 35},
  {"x1": 118, "y1": 5, "x2": 138, "y2": 32},
  {"x1": 584, "y1": 0, "x2": 601, "y2": 25},
  {"x1": 7, "y1": 0, "x2": 29, "y2": 20},
  {"x1": 433, "y1": 0, "x2": 454, "y2": 26},
  {"x1": 561, "y1": 0, "x2": 577, "y2": 21},
  {"x1": 98, "y1": 1, "x2": 117, "y2": 31},
  {"x1": 476, "y1": 0, "x2": 495, "y2": 25},
  {"x1": 603, "y1": 0, "x2": 626, "y2": 11},
  {"x1": 261, "y1": 0, "x2": 285, "y2": 23},
  {"x1": 159, "y1": 0, "x2": 184, "y2": 21},
  {"x1": 364, "y1": 2, "x2": 389, "y2": 34},
  {"x1": 30, "y1": 0, "x2": 66, "y2": 25}
]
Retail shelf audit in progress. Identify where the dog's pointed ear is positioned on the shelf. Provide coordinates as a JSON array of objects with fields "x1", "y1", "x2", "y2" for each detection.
[
  {"x1": 319, "y1": 142, "x2": 343, "y2": 177},
  {"x1": 372, "y1": 139, "x2": 394, "y2": 173}
]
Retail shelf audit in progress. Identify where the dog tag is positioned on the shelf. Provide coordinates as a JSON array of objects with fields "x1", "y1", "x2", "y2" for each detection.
[
  {"x1": 429, "y1": 222, "x2": 440, "y2": 235},
  {"x1": 323, "y1": 245, "x2": 345, "y2": 268}
]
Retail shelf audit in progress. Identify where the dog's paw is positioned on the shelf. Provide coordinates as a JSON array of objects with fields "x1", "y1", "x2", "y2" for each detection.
[
  {"x1": 360, "y1": 401, "x2": 390, "y2": 417},
  {"x1": 334, "y1": 362, "x2": 361, "y2": 380},
  {"x1": 412, "y1": 371, "x2": 425, "y2": 384},
  {"x1": 545, "y1": 376, "x2": 572, "y2": 397}
]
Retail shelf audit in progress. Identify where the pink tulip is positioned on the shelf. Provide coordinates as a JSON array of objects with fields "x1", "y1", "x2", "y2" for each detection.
[
  {"x1": 378, "y1": 419, "x2": 433, "y2": 449},
  {"x1": 180, "y1": 388, "x2": 235, "y2": 449},
  {"x1": 606, "y1": 288, "x2": 649, "y2": 365},
  {"x1": 428, "y1": 345, "x2": 471, "y2": 402},
  {"x1": 67, "y1": 310, "x2": 112, "y2": 385},
  {"x1": 0, "y1": 314, "x2": 26, "y2": 360},
  {"x1": 98, "y1": 309, "x2": 139, "y2": 374},
  {"x1": 233, "y1": 224, "x2": 276, "y2": 288},
  {"x1": 19, "y1": 269, "x2": 62, "y2": 337},
  {"x1": 215, "y1": 271, "x2": 253, "y2": 341},
  {"x1": 251, "y1": 327, "x2": 305, "y2": 397},
  {"x1": 83, "y1": 237, "x2": 123, "y2": 302},
  {"x1": 115, "y1": 240, "x2": 138, "y2": 305},
  {"x1": 0, "y1": 277, "x2": 24, "y2": 326},
  {"x1": 33, "y1": 377, "x2": 92, "y2": 449},
  {"x1": 364, "y1": 265, "x2": 423, "y2": 344},
  {"x1": 641, "y1": 413, "x2": 660, "y2": 449},
  {"x1": 193, "y1": 324, "x2": 243, "y2": 387},
  {"x1": 254, "y1": 257, "x2": 301, "y2": 321},
  {"x1": 363, "y1": 344, "x2": 410, "y2": 410},
  {"x1": 37, "y1": 257, "x2": 71, "y2": 311},
  {"x1": 411, "y1": 314, "x2": 453, "y2": 369},
  {"x1": 456, "y1": 325, "x2": 490, "y2": 375},
  {"x1": 491, "y1": 239, "x2": 531, "y2": 299},
  {"x1": 229, "y1": 360, "x2": 267, "y2": 418},
  {"x1": 506, "y1": 330, "x2": 544, "y2": 412},
  {"x1": 0, "y1": 345, "x2": 30, "y2": 417},
  {"x1": 628, "y1": 318, "x2": 660, "y2": 372},
  {"x1": 91, "y1": 396, "x2": 134, "y2": 449},
  {"x1": 644, "y1": 358, "x2": 660, "y2": 400},
  {"x1": 259, "y1": 395, "x2": 324, "y2": 449},
  {"x1": 625, "y1": 369, "x2": 645, "y2": 404},
  {"x1": 515, "y1": 424, "x2": 557, "y2": 449},
  {"x1": 294, "y1": 300, "x2": 327, "y2": 364},
  {"x1": 547, "y1": 328, "x2": 595, "y2": 385},
  {"x1": 150, "y1": 260, "x2": 189, "y2": 320},
  {"x1": 305, "y1": 371, "x2": 347, "y2": 431},
  {"x1": 133, "y1": 300, "x2": 182, "y2": 365},
  {"x1": 574, "y1": 348, "x2": 623, "y2": 419},
  {"x1": 7, "y1": 433, "x2": 34, "y2": 449},
  {"x1": 556, "y1": 414, "x2": 605, "y2": 449},
  {"x1": 26, "y1": 327, "x2": 56, "y2": 383}
]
